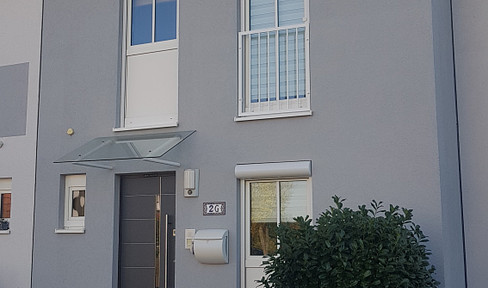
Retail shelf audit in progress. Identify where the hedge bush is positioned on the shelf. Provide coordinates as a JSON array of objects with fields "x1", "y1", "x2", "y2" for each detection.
[{"x1": 258, "y1": 196, "x2": 440, "y2": 288}]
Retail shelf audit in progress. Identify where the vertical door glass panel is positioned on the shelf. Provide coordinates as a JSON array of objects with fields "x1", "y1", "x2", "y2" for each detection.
[
  {"x1": 1, "y1": 193, "x2": 11, "y2": 218},
  {"x1": 71, "y1": 189, "x2": 85, "y2": 217},
  {"x1": 132, "y1": 0, "x2": 153, "y2": 45},
  {"x1": 250, "y1": 0, "x2": 275, "y2": 30},
  {"x1": 154, "y1": 195, "x2": 161, "y2": 287},
  {"x1": 280, "y1": 181, "x2": 307, "y2": 223},
  {"x1": 250, "y1": 182, "x2": 277, "y2": 256},
  {"x1": 155, "y1": 0, "x2": 177, "y2": 42},
  {"x1": 278, "y1": 0, "x2": 304, "y2": 27}
]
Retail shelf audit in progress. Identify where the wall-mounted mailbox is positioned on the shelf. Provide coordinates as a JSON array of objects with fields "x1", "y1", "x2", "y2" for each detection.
[{"x1": 192, "y1": 229, "x2": 228, "y2": 264}]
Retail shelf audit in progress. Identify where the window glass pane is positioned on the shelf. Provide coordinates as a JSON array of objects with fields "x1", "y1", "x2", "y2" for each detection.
[
  {"x1": 71, "y1": 190, "x2": 85, "y2": 217},
  {"x1": 287, "y1": 29, "x2": 297, "y2": 99},
  {"x1": 269, "y1": 32, "x2": 277, "y2": 101},
  {"x1": 297, "y1": 27, "x2": 306, "y2": 98},
  {"x1": 259, "y1": 32, "x2": 269, "y2": 102},
  {"x1": 250, "y1": 34, "x2": 259, "y2": 103},
  {"x1": 250, "y1": 0, "x2": 275, "y2": 30},
  {"x1": 1, "y1": 193, "x2": 11, "y2": 219},
  {"x1": 278, "y1": 0, "x2": 304, "y2": 27},
  {"x1": 132, "y1": 0, "x2": 153, "y2": 45},
  {"x1": 280, "y1": 181, "x2": 307, "y2": 223},
  {"x1": 278, "y1": 29, "x2": 287, "y2": 100},
  {"x1": 250, "y1": 182, "x2": 277, "y2": 256},
  {"x1": 155, "y1": 0, "x2": 177, "y2": 42}
]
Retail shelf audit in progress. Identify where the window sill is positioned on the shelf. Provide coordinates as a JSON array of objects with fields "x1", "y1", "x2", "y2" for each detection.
[
  {"x1": 113, "y1": 122, "x2": 178, "y2": 132},
  {"x1": 0, "y1": 230, "x2": 10, "y2": 235},
  {"x1": 234, "y1": 110, "x2": 312, "y2": 122},
  {"x1": 55, "y1": 228, "x2": 85, "y2": 234}
]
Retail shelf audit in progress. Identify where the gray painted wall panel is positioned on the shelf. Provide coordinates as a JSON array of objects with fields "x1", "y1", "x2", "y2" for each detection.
[{"x1": 0, "y1": 63, "x2": 29, "y2": 137}]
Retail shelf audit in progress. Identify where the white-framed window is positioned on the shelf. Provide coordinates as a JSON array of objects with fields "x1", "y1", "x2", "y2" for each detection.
[
  {"x1": 58, "y1": 175, "x2": 86, "y2": 233},
  {"x1": 236, "y1": 161, "x2": 312, "y2": 288},
  {"x1": 237, "y1": 0, "x2": 310, "y2": 121},
  {"x1": 120, "y1": 0, "x2": 179, "y2": 130},
  {"x1": 0, "y1": 178, "x2": 12, "y2": 232}
]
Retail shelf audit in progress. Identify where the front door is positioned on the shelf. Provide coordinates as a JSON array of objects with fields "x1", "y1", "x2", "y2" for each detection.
[{"x1": 119, "y1": 173, "x2": 175, "y2": 288}]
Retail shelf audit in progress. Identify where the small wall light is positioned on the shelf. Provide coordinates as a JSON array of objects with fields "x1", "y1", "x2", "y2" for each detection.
[
  {"x1": 184, "y1": 169, "x2": 199, "y2": 198},
  {"x1": 66, "y1": 128, "x2": 74, "y2": 136}
]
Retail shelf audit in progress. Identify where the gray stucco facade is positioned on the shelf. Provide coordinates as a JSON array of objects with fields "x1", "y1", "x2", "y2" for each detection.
[
  {"x1": 0, "y1": 0, "x2": 476, "y2": 287},
  {"x1": 453, "y1": 1, "x2": 488, "y2": 287}
]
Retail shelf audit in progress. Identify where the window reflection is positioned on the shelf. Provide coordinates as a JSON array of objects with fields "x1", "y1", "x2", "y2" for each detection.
[
  {"x1": 249, "y1": 180, "x2": 307, "y2": 256},
  {"x1": 250, "y1": 182, "x2": 277, "y2": 256},
  {"x1": 131, "y1": 0, "x2": 177, "y2": 45},
  {"x1": 131, "y1": 0, "x2": 152, "y2": 45},
  {"x1": 280, "y1": 181, "x2": 307, "y2": 223}
]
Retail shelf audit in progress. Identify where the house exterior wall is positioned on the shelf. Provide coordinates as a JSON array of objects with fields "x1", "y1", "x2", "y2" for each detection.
[
  {"x1": 31, "y1": 1, "x2": 465, "y2": 288},
  {"x1": 453, "y1": 1, "x2": 488, "y2": 286},
  {"x1": 0, "y1": 1, "x2": 42, "y2": 288}
]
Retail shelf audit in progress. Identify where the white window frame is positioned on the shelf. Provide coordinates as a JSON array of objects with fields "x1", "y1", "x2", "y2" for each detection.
[
  {"x1": 236, "y1": 161, "x2": 312, "y2": 288},
  {"x1": 56, "y1": 174, "x2": 86, "y2": 234},
  {"x1": 0, "y1": 178, "x2": 12, "y2": 234},
  {"x1": 237, "y1": 0, "x2": 311, "y2": 121},
  {"x1": 118, "y1": 0, "x2": 179, "y2": 131}
]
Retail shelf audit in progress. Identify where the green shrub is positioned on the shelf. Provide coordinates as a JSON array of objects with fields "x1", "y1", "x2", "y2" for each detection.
[{"x1": 259, "y1": 196, "x2": 440, "y2": 288}]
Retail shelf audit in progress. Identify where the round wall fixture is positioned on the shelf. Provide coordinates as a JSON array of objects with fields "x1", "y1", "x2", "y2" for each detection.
[{"x1": 66, "y1": 128, "x2": 74, "y2": 136}]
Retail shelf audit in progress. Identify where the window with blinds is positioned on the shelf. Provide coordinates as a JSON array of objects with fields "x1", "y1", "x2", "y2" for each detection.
[{"x1": 238, "y1": 0, "x2": 310, "y2": 119}]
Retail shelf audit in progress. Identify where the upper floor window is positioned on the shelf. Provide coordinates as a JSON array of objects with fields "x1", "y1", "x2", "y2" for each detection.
[
  {"x1": 129, "y1": 0, "x2": 177, "y2": 49},
  {"x1": 120, "y1": 0, "x2": 178, "y2": 130},
  {"x1": 238, "y1": 0, "x2": 310, "y2": 120},
  {"x1": 0, "y1": 178, "x2": 12, "y2": 231}
]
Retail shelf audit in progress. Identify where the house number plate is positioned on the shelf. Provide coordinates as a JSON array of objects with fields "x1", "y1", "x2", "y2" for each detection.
[{"x1": 203, "y1": 202, "x2": 226, "y2": 216}]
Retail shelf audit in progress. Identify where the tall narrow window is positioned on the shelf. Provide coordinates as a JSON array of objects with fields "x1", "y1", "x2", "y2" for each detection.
[
  {"x1": 61, "y1": 175, "x2": 86, "y2": 232},
  {"x1": 238, "y1": 0, "x2": 310, "y2": 119},
  {"x1": 121, "y1": 0, "x2": 178, "y2": 129},
  {"x1": 0, "y1": 178, "x2": 12, "y2": 231}
]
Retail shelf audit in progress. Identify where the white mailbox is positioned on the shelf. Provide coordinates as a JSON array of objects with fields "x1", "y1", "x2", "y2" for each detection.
[{"x1": 192, "y1": 229, "x2": 229, "y2": 264}]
